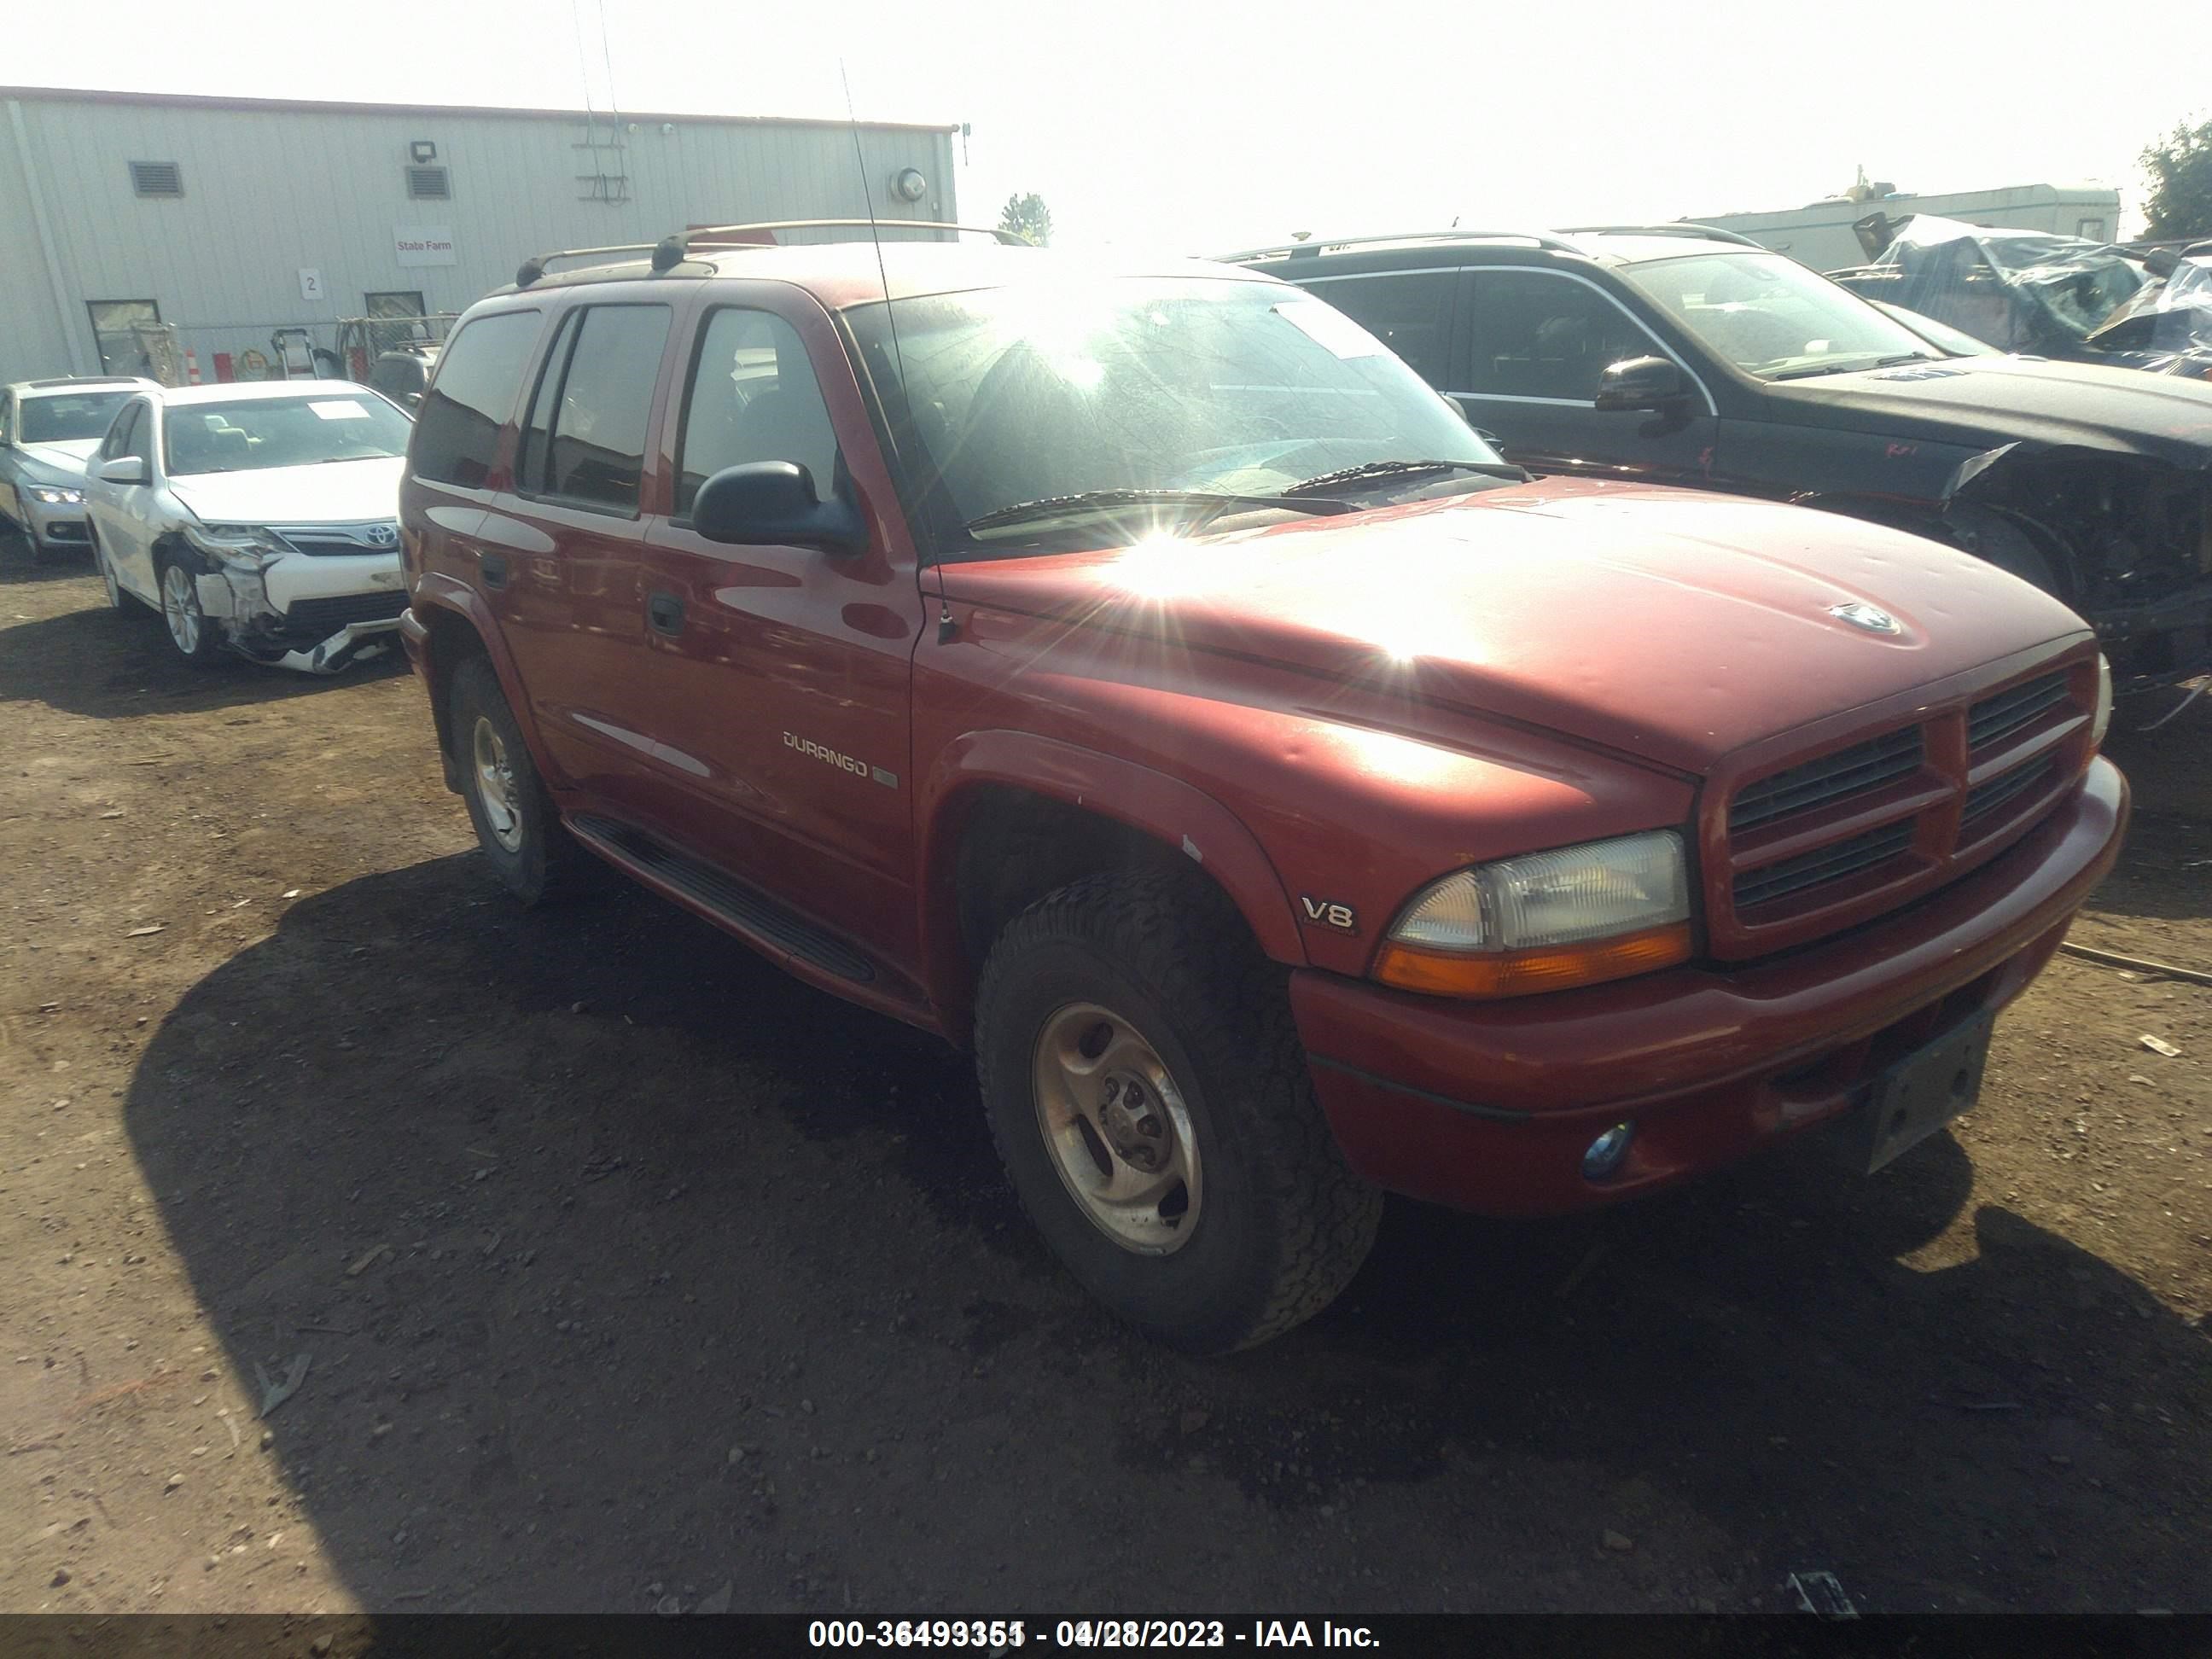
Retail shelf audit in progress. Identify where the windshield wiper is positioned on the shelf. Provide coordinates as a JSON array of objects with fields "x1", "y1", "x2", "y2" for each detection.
[
  {"x1": 1280, "y1": 457, "x2": 1528, "y2": 497},
  {"x1": 963, "y1": 487, "x2": 1355, "y2": 536},
  {"x1": 1768, "y1": 352, "x2": 1937, "y2": 382}
]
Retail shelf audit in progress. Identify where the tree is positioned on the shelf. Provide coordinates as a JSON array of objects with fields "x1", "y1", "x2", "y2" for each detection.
[
  {"x1": 998, "y1": 192, "x2": 1053, "y2": 247},
  {"x1": 2140, "y1": 115, "x2": 2212, "y2": 241}
]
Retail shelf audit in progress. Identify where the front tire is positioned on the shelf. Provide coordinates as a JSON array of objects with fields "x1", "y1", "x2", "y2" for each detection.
[
  {"x1": 155, "y1": 552, "x2": 226, "y2": 666},
  {"x1": 449, "y1": 654, "x2": 583, "y2": 905},
  {"x1": 975, "y1": 870, "x2": 1382, "y2": 1353}
]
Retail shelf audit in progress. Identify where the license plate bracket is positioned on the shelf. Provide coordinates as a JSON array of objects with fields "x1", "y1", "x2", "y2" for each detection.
[{"x1": 1861, "y1": 1010, "x2": 1995, "y2": 1175}]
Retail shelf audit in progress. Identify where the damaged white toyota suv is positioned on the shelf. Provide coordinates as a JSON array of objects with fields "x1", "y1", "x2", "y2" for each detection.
[{"x1": 83, "y1": 381, "x2": 412, "y2": 672}]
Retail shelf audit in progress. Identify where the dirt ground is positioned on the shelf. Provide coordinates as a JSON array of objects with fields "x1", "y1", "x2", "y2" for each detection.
[{"x1": 3, "y1": 537, "x2": 2207, "y2": 1617}]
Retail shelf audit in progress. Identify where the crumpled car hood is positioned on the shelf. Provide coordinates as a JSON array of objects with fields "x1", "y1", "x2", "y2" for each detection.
[
  {"x1": 1767, "y1": 352, "x2": 2212, "y2": 468},
  {"x1": 934, "y1": 480, "x2": 2091, "y2": 776}
]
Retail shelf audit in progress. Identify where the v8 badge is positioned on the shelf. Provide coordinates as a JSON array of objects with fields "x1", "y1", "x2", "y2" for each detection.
[{"x1": 1300, "y1": 896, "x2": 1358, "y2": 933}]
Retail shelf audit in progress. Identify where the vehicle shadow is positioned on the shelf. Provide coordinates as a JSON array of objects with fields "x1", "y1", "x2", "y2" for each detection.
[
  {"x1": 121, "y1": 853, "x2": 2210, "y2": 1613},
  {"x1": 0, "y1": 603, "x2": 406, "y2": 719}
]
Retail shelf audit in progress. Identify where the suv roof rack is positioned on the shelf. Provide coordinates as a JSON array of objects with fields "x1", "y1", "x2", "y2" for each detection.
[
  {"x1": 1553, "y1": 223, "x2": 1766, "y2": 248},
  {"x1": 26, "y1": 375, "x2": 143, "y2": 388},
  {"x1": 1215, "y1": 230, "x2": 1578, "y2": 264},
  {"x1": 515, "y1": 219, "x2": 1026, "y2": 288}
]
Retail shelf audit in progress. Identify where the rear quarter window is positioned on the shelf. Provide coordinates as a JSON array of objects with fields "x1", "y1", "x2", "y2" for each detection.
[{"x1": 411, "y1": 311, "x2": 543, "y2": 487}]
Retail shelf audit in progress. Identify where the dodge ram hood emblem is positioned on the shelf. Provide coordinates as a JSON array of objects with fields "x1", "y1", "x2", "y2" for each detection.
[{"x1": 1829, "y1": 601, "x2": 1901, "y2": 635}]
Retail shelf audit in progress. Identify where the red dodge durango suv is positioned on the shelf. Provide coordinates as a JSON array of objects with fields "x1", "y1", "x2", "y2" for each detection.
[{"x1": 398, "y1": 223, "x2": 2128, "y2": 1352}]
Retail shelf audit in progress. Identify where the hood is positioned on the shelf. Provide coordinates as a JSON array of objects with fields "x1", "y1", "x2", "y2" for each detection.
[
  {"x1": 934, "y1": 480, "x2": 2090, "y2": 777},
  {"x1": 166, "y1": 457, "x2": 405, "y2": 526},
  {"x1": 15, "y1": 439, "x2": 102, "y2": 484},
  {"x1": 1767, "y1": 353, "x2": 2212, "y2": 468}
]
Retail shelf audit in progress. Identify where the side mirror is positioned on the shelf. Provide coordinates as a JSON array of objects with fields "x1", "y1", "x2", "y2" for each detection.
[
  {"x1": 96, "y1": 456, "x2": 149, "y2": 486},
  {"x1": 1593, "y1": 356, "x2": 1689, "y2": 413},
  {"x1": 691, "y1": 462, "x2": 866, "y2": 556}
]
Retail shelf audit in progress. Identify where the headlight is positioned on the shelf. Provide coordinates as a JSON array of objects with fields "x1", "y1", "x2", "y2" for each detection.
[
  {"x1": 28, "y1": 486, "x2": 84, "y2": 505},
  {"x1": 184, "y1": 523, "x2": 290, "y2": 569},
  {"x1": 2091, "y1": 654, "x2": 2112, "y2": 750},
  {"x1": 1374, "y1": 830, "x2": 1692, "y2": 998}
]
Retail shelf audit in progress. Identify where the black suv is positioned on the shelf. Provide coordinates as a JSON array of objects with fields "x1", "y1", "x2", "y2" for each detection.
[{"x1": 1227, "y1": 226, "x2": 2212, "y2": 691}]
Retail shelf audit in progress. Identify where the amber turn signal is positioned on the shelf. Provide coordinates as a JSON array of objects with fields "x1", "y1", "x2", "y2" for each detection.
[{"x1": 1372, "y1": 922, "x2": 1694, "y2": 998}]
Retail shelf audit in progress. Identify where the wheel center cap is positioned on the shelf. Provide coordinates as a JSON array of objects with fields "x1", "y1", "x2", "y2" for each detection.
[{"x1": 1098, "y1": 1074, "x2": 1167, "y2": 1167}]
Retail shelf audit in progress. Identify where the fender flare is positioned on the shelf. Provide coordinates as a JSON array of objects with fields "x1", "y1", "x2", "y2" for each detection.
[
  {"x1": 917, "y1": 730, "x2": 1310, "y2": 998},
  {"x1": 408, "y1": 573, "x2": 570, "y2": 791}
]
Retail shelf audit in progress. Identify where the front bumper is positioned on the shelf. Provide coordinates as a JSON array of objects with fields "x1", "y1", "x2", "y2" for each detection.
[
  {"x1": 1294, "y1": 757, "x2": 2128, "y2": 1216},
  {"x1": 23, "y1": 496, "x2": 90, "y2": 549},
  {"x1": 193, "y1": 550, "x2": 406, "y2": 674}
]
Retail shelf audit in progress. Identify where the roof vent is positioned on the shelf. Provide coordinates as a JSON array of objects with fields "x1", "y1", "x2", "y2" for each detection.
[
  {"x1": 406, "y1": 165, "x2": 451, "y2": 201},
  {"x1": 130, "y1": 160, "x2": 183, "y2": 198}
]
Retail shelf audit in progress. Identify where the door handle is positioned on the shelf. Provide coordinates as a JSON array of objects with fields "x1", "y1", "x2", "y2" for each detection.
[
  {"x1": 479, "y1": 551, "x2": 509, "y2": 590},
  {"x1": 647, "y1": 591, "x2": 685, "y2": 636}
]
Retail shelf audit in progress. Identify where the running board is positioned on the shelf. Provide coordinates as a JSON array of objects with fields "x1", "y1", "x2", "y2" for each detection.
[{"x1": 568, "y1": 814, "x2": 877, "y2": 984}]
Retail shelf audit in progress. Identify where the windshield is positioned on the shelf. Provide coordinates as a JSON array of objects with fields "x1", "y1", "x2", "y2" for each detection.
[
  {"x1": 162, "y1": 393, "x2": 413, "y2": 476},
  {"x1": 844, "y1": 277, "x2": 1500, "y2": 546},
  {"x1": 21, "y1": 391, "x2": 134, "y2": 444},
  {"x1": 1621, "y1": 252, "x2": 1939, "y2": 379}
]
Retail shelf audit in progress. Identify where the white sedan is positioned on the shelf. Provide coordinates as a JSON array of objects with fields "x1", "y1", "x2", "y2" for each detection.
[{"x1": 84, "y1": 381, "x2": 413, "y2": 672}]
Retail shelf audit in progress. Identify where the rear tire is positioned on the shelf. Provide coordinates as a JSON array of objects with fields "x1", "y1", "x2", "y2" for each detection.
[
  {"x1": 974, "y1": 869, "x2": 1382, "y2": 1353},
  {"x1": 449, "y1": 654, "x2": 585, "y2": 905}
]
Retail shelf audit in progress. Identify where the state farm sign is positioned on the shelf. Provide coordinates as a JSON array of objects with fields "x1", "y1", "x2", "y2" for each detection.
[{"x1": 394, "y1": 225, "x2": 457, "y2": 267}]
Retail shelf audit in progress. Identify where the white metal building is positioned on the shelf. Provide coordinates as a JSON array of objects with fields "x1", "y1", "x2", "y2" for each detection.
[
  {"x1": 1692, "y1": 183, "x2": 2123, "y2": 273},
  {"x1": 0, "y1": 85, "x2": 959, "y2": 386}
]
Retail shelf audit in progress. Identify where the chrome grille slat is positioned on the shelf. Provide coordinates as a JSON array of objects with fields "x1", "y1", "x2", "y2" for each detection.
[
  {"x1": 1730, "y1": 726, "x2": 1924, "y2": 834},
  {"x1": 1968, "y1": 672, "x2": 2067, "y2": 750},
  {"x1": 1733, "y1": 821, "x2": 1917, "y2": 911}
]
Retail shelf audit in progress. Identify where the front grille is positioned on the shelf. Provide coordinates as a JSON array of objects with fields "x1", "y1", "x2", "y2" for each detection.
[
  {"x1": 276, "y1": 523, "x2": 401, "y2": 557},
  {"x1": 1964, "y1": 758, "x2": 2058, "y2": 827},
  {"x1": 1730, "y1": 726, "x2": 1924, "y2": 833},
  {"x1": 1969, "y1": 672, "x2": 2067, "y2": 750},
  {"x1": 1710, "y1": 661, "x2": 2091, "y2": 958},
  {"x1": 282, "y1": 591, "x2": 406, "y2": 637},
  {"x1": 1733, "y1": 821, "x2": 1916, "y2": 911}
]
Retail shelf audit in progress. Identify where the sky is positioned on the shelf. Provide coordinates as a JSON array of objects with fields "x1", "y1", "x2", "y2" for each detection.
[{"x1": 7, "y1": 0, "x2": 2203, "y2": 252}]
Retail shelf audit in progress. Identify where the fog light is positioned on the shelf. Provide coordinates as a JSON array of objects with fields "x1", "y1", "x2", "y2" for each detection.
[{"x1": 1582, "y1": 1121, "x2": 1635, "y2": 1181}]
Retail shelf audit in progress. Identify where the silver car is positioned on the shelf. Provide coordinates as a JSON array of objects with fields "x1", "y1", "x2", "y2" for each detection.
[{"x1": 0, "y1": 376, "x2": 160, "y2": 560}]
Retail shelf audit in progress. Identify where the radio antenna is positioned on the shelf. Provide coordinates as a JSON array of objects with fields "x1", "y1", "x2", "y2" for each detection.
[{"x1": 841, "y1": 60, "x2": 910, "y2": 469}]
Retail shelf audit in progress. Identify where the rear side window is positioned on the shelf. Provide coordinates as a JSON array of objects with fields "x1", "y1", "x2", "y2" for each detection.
[
  {"x1": 521, "y1": 305, "x2": 671, "y2": 514},
  {"x1": 1462, "y1": 271, "x2": 1662, "y2": 401},
  {"x1": 412, "y1": 310, "x2": 542, "y2": 487},
  {"x1": 675, "y1": 308, "x2": 841, "y2": 516},
  {"x1": 1309, "y1": 273, "x2": 1456, "y2": 386}
]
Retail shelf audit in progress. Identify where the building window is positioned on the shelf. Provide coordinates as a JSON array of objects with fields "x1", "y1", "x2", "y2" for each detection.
[
  {"x1": 2077, "y1": 218, "x2": 2107, "y2": 241},
  {"x1": 406, "y1": 165, "x2": 451, "y2": 200},
  {"x1": 86, "y1": 300, "x2": 163, "y2": 376},
  {"x1": 129, "y1": 161, "x2": 183, "y2": 198}
]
